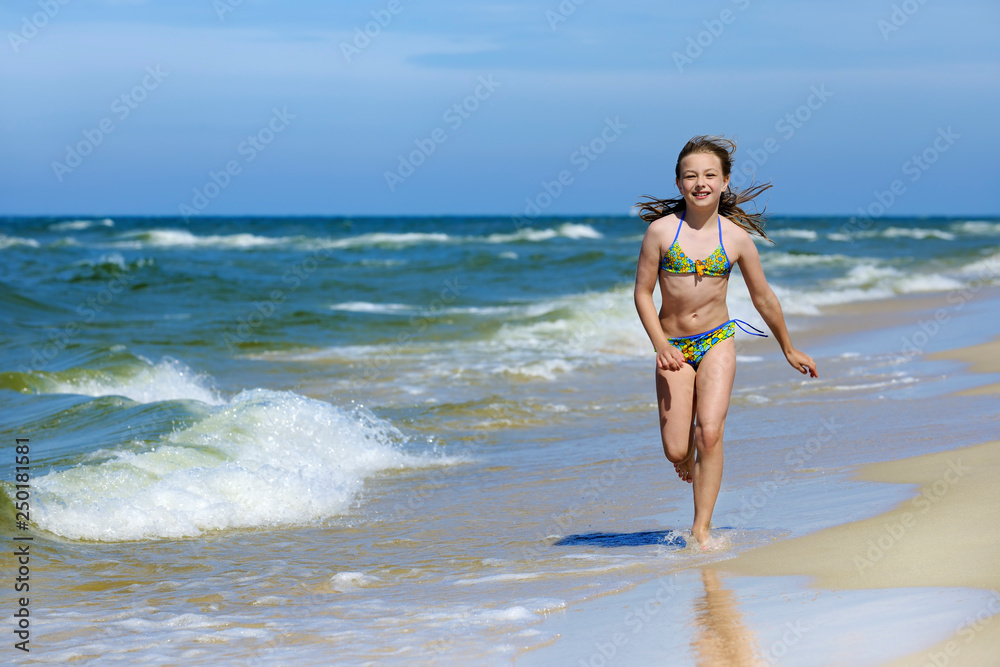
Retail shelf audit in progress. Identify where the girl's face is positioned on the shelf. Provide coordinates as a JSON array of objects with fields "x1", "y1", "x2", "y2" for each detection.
[{"x1": 676, "y1": 153, "x2": 729, "y2": 210}]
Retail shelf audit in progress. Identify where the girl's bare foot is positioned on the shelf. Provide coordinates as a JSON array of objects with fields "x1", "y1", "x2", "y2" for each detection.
[
  {"x1": 674, "y1": 444, "x2": 695, "y2": 483},
  {"x1": 691, "y1": 526, "x2": 728, "y2": 551}
]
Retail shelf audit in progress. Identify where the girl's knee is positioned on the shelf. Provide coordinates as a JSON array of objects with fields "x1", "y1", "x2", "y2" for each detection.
[
  {"x1": 696, "y1": 423, "x2": 724, "y2": 451},
  {"x1": 662, "y1": 440, "x2": 688, "y2": 463}
]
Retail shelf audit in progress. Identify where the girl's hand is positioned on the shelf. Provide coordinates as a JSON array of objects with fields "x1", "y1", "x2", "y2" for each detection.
[
  {"x1": 657, "y1": 346, "x2": 688, "y2": 372},
  {"x1": 785, "y1": 348, "x2": 818, "y2": 378}
]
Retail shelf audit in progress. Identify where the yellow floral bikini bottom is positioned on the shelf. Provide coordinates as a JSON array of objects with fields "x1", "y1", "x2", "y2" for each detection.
[{"x1": 667, "y1": 319, "x2": 768, "y2": 370}]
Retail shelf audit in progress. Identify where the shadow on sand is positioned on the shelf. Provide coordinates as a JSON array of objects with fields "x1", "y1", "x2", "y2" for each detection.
[{"x1": 553, "y1": 530, "x2": 688, "y2": 548}]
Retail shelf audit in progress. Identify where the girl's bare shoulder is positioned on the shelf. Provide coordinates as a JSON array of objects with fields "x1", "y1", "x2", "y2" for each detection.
[
  {"x1": 645, "y1": 213, "x2": 680, "y2": 240},
  {"x1": 719, "y1": 215, "x2": 755, "y2": 247}
]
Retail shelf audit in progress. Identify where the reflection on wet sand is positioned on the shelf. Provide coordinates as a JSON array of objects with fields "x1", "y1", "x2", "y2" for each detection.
[{"x1": 692, "y1": 568, "x2": 762, "y2": 666}]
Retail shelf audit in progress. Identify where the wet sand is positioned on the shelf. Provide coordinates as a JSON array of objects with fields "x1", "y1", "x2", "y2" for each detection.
[{"x1": 928, "y1": 335, "x2": 1000, "y2": 396}]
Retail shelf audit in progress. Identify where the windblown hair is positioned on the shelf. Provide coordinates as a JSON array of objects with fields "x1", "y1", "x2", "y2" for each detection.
[{"x1": 636, "y1": 135, "x2": 772, "y2": 239}]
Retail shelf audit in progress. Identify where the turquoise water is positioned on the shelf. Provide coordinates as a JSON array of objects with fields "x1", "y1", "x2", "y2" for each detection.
[{"x1": 1, "y1": 215, "x2": 999, "y2": 662}]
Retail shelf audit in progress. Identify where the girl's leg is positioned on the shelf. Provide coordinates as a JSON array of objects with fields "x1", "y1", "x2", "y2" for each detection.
[
  {"x1": 655, "y1": 361, "x2": 697, "y2": 482},
  {"x1": 689, "y1": 337, "x2": 737, "y2": 545}
]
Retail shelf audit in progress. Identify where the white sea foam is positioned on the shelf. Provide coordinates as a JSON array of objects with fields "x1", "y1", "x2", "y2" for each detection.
[
  {"x1": 555, "y1": 223, "x2": 603, "y2": 239},
  {"x1": 497, "y1": 359, "x2": 577, "y2": 381},
  {"x1": 765, "y1": 263, "x2": 971, "y2": 316},
  {"x1": 485, "y1": 222, "x2": 603, "y2": 243},
  {"x1": 826, "y1": 232, "x2": 853, "y2": 242},
  {"x1": 329, "y1": 572, "x2": 382, "y2": 591},
  {"x1": 882, "y1": 226, "x2": 955, "y2": 241},
  {"x1": 961, "y1": 252, "x2": 1000, "y2": 279},
  {"x1": 951, "y1": 220, "x2": 1000, "y2": 235},
  {"x1": 47, "y1": 358, "x2": 224, "y2": 405},
  {"x1": 317, "y1": 232, "x2": 452, "y2": 249},
  {"x1": 329, "y1": 302, "x2": 415, "y2": 314},
  {"x1": 50, "y1": 218, "x2": 114, "y2": 231},
  {"x1": 454, "y1": 573, "x2": 543, "y2": 586},
  {"x1": 33, "y1": 389, "x2": 444, "y2": 540},
  {"x1": 768, "y1": 229, "x2": 818, "y2": 241},
  {"x1": 829, "y1": 376, "x2": 917, "y2": 391},
  {"x1": 115, "y1": 229, "x2": 288, "y2": 249},
  {"x1": 760, "y1": 251, "x2": 853, "y2": 268},
  {"x1": 0, "y1": 234, "x2": 41, "y2": 249}
]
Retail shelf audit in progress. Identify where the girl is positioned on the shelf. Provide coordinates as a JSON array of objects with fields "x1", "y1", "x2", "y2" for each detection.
[{"x1": 633, "y1": 135, "x2": 817, "y2": 549}]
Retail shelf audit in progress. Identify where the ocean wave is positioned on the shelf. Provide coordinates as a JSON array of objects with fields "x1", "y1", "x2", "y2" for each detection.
[
  {"x1": 329, "y1": 302, "x2": 415, "y2": 314},
  {"x1": 30, "y1": 389, "x2": 451, "y2": 541},
  {"x1": 950, "y1": 221, "x2": 1000, "y2": 235},
  {"x1": 484, "y1": 223, "x2": 603, "y2": 243},
  {"x1": 770, "y1": 264, "x2": 967, "y2": 315},
  {"x1": 961, "y1": 252, "x2": 1000, "y2": 278},
  {"x1": 760, "y1": 251, "x2": 854, "y2": 268},
  {"x1": 70, "y1": 253, "x2": 155, "y2": 278},
  {"x1": 50, "y1": 218, "x2": 114, "y2": 231},
  {"x1": 882, "y1": 227, "x2": 955, "y2": 241},
  {"x1": 270, "y1": 254, "x2": 993, "y2": 384},
  {"x1": 37, "y1": 357, "x2": 223, "y2": 405},
  {"x1": 825, "y1": 226, "x2": 957, "y2": 242},
  {"x1": 327, "y1": 300, "x2": 562, "y2": 319},
  {"x1": 0, "y1": 234, "x2": 41, "y2": 249},
  {"x1": 826, "y1": 232, "x2": 853, "y2": 242},
  {"x1": 767, "y1": 229, "x2": 818, "y2": 241},
  {"x1": 317, "y1": 232, "x2": 453, "y2": 249},
  {"x1": 105, "y1": 224, "x2": 604, "y2": 252},
  {"x1": 114, "y1": 229, "x2": 290, "y2": 249}
]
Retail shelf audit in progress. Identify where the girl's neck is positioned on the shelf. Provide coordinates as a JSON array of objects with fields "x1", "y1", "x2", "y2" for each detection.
[{"x1": 683, "y1": 207, "x2": 718, "y2": 229}]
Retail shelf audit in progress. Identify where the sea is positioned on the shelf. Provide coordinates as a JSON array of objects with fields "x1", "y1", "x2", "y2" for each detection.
[{"x1": 1, "y1": 215, "x2": 999, "y2": 664}]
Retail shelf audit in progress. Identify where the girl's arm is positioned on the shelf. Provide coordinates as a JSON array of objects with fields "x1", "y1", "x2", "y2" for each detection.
[
  {"x1": 734, "y1": 234, "x2": 818, "y2": 378},
  {"x1": 634, "y1": 223, "x2": 687, "y2": 371}
]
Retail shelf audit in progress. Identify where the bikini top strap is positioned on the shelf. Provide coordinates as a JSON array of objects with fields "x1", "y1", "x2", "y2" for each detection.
[{"x1": 672, "y1": 211, "x2": 685, "y2": 244}]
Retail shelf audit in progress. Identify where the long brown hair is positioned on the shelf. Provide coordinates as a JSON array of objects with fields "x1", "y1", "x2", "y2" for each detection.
[{"x1": 636, "y1": 135, "x2": 772, "y2": 239}]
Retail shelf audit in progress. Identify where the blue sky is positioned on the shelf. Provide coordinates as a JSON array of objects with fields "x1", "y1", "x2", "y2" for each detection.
[{"x1": 1, "y1": 0, "x2": 997, "y2": 217}]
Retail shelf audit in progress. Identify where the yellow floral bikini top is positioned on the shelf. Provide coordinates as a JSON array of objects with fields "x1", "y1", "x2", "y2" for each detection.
[{"x1": 660, "y1": 212, "x2": 731, "y2": 277}]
